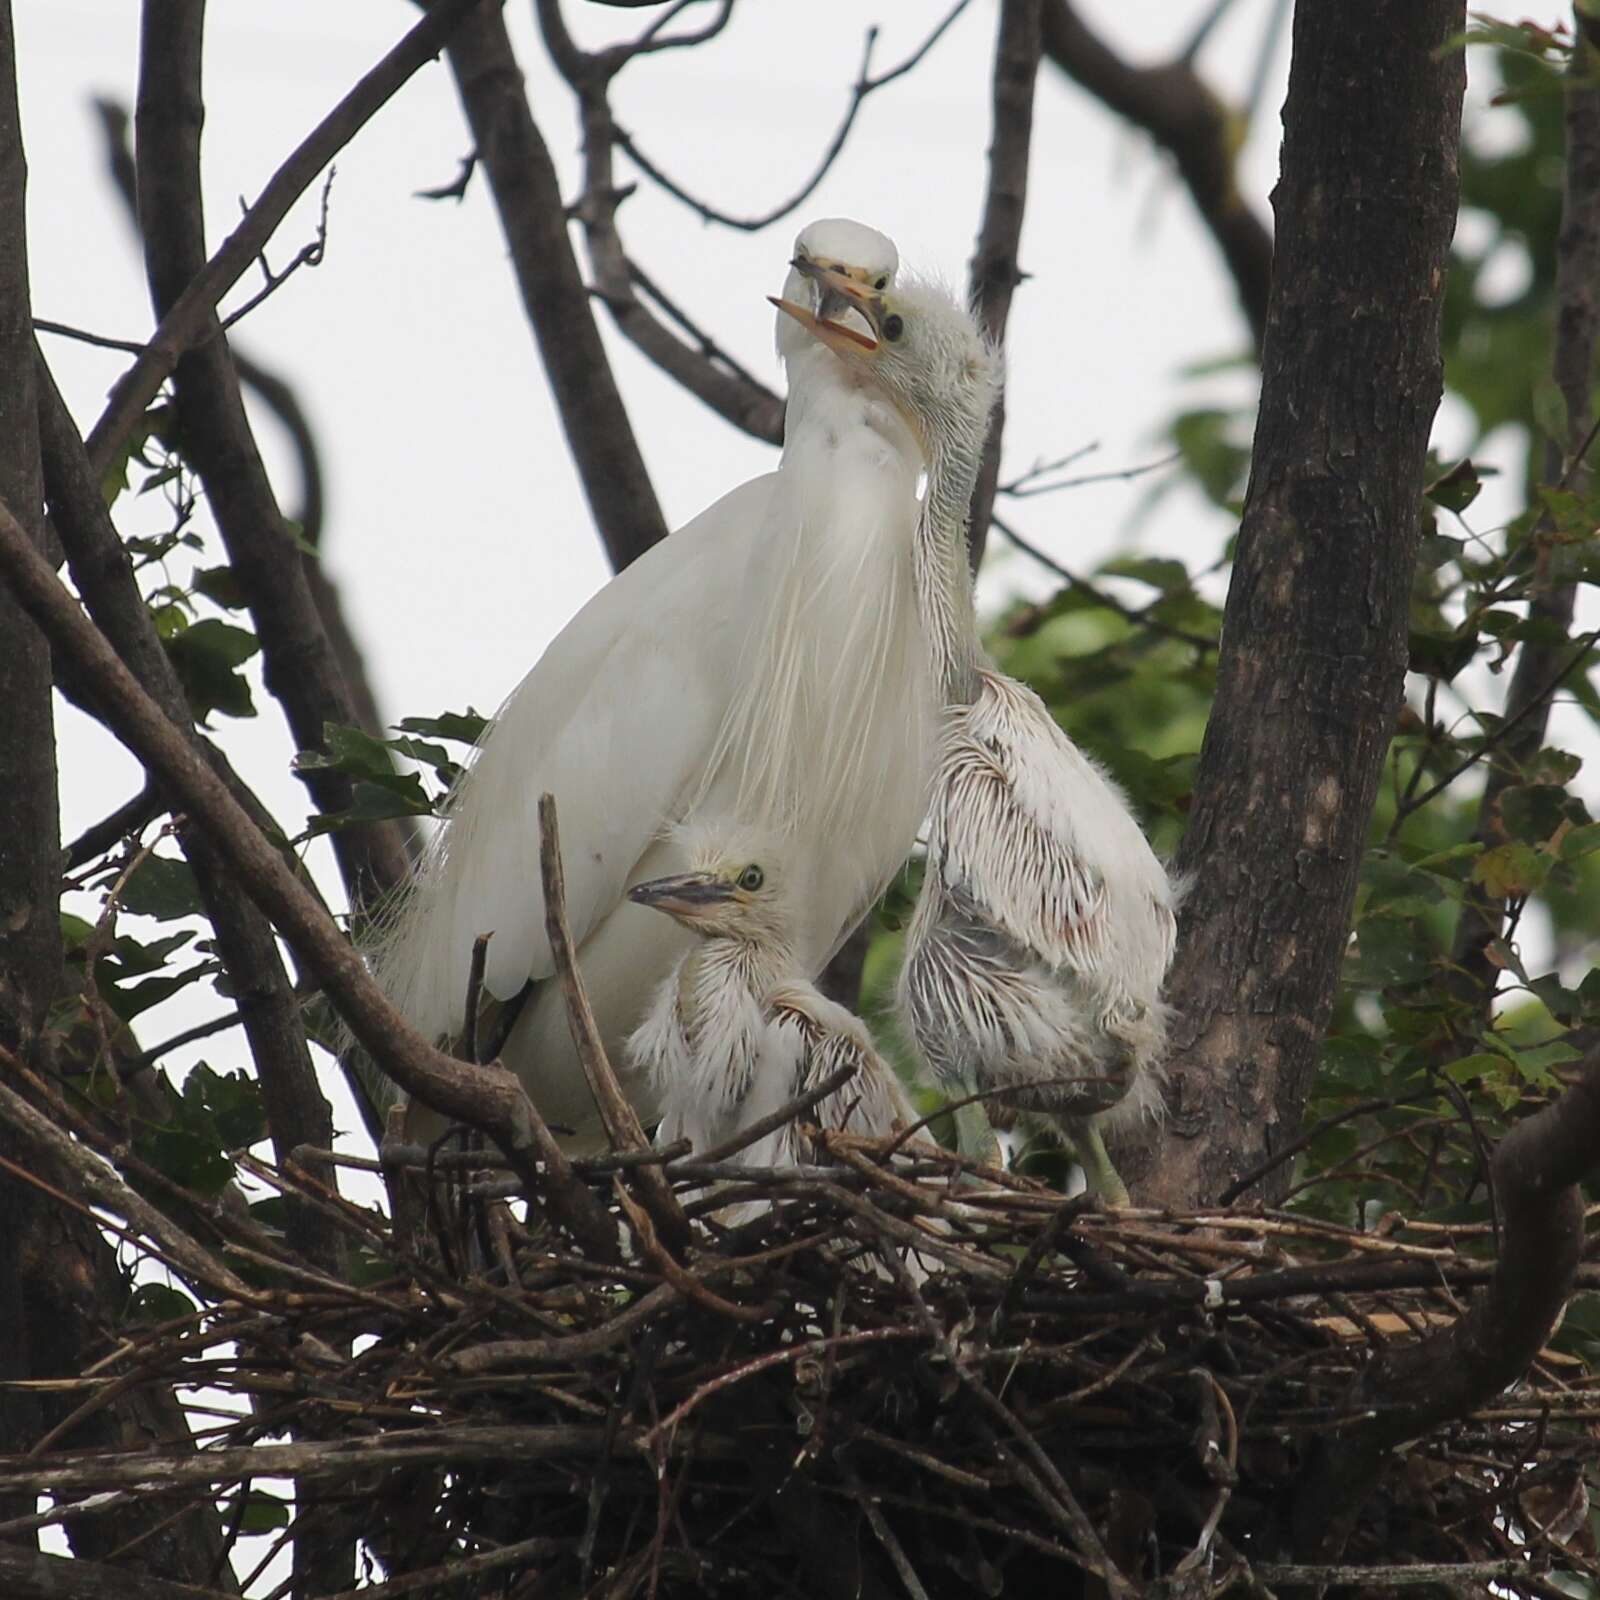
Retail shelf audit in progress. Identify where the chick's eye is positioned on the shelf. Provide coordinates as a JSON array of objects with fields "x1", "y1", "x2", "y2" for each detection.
[
  {"x1": 738, "y1": 865, "x2": 765, "y2": 892},
  {"x1": 882, "y1": 313, "x2": 904, "y2": 342},
  {"x1": 873, "y1": 275, "x2": 888, "y2": 291}
]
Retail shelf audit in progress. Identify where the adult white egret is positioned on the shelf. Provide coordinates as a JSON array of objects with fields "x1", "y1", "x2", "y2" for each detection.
[
  {"x1": 626, "y1": 825, "x2": 921, "y2": 1172},
  {"x1": 799, "y1": 270, "x2": 1177, "y2": 1201},
  {"x1": 373, "y1": 220, "x2": 949, "y2": 1151}
]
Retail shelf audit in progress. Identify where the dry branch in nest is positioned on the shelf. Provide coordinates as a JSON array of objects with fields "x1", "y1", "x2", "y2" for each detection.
[{"x1": 2, "y1": 1111, "x2": 1598, "y2": 1599}]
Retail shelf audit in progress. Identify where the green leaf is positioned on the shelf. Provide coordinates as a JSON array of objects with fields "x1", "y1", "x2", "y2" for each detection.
[
  {"x1": 165, "y1": 618, "x2": 260, "y2": 722},
  {"x1": 393, "y1": 710, "x2": 489, "y2": 745},
  {"x1": 303, "y1": 777, "x2": 434, "y2": 835},
  {"x1": 118, "y1": 855, "x2": 204, "y2": 921},
  {"x1": 191, "y1": 564, "x2": 248, "y2": 610},
  {"x1": 1424, "y1": 458, "x2": 1483, "y2": 513},
  {"x1": 237, "y1": 1493, "x2": 291, "y2": 1534},
  {"x1": 1472, "y1": 842, "x2": 1551, "y2": 898},
  {"x1": 1097, "y1": 555, "x2": 1189, "y2": 594}
]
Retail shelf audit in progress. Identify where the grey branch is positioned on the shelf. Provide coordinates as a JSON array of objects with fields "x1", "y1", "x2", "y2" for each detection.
[{"x1": 966, "y1": 0, "x2": 1043, "y2": 571}]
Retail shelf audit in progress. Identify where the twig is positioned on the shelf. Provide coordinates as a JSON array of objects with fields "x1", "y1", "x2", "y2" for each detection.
[
  {"x1": 1217, "y1": 1093, "x2": 1439, "y2": 1204},
  {"x1": 220, "y1": 166, "x2": 335, "y2": 331},
  {"x1": 840, "y1": 1459, "x2": 933, "y2": 1600},
  {"x1": 613, "y1": 2, "x2": 972, "y2": 232},
  {"x1": 966, "y1": 0, "x2": 1043, "y2": 569},
  {"x1": 990, "y1": 513, "x2": 1217, "y2": 651},
  {"x1": 85, "y1": 0, "x2": 490, "y2": 478},
  {"x1": 0, "y1": 494, "x2": 614, "y2": 1256},
  {"x1": 537, "y1": 792, "x2": 689, "y2": 1250},
  {"x1": 61, "y1": 779, "x2": 163, "y2": 871}
]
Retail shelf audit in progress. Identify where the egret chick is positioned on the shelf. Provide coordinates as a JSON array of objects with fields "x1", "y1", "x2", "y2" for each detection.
[
  {"x1": 901, "y1": 670, "x2": 1178, "y2": 1202},
  {"x1": 371, "y1": 220, "x2": 937, "y2": 1151},
  {"x1": 626, "y1": 828, "x2": 921, "y2": 1173}
]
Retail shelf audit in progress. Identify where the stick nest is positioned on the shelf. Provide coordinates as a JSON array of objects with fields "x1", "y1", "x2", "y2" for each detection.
[{"x1": 13, "y1": 1128, "x2": 1600, "y2": 1599}]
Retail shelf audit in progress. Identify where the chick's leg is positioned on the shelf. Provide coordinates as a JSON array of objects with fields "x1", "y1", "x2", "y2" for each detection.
[{"x1": 1064, "y1": 1118, "x2": 1130, "y2": 1208}]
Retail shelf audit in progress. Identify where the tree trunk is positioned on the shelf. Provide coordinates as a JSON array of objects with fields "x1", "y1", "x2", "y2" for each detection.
[{"x1": 1126, "y1": 0, "x2": 1467, "y2": 1209}]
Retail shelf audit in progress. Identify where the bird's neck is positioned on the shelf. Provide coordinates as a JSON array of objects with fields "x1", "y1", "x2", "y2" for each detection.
[
  {"x1": 915, "y1": 431, "x2": 987, "y2": 706},
  {"x1": 678, "y1": 933, "x2": 793, "y2": 1028}
]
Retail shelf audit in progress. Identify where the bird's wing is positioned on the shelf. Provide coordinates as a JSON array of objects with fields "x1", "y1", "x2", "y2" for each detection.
[
  {"x1": 767, "y1": 985, "x2": 917, "y2": 1142},
  {"x1": 937, "y1": 671, "x2": 1176, "y2": 987},
  {"x1": 376, "y1": 475, "x2": 777, "y2": 1036}
]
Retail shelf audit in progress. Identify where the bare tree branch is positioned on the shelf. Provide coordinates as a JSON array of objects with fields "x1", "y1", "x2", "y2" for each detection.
[
  {"x1": 432, "y1": 0, "x2": 668, "y2": 572},
  {"x1": 1126, "y1": 1, "x2": 1466, "y2": 1210},
  {"x1": 93, "y1": 95, "x2": 390, "y2": 748},
  {"x1": 1286, "y1": 1053, "x2": 1600, "y2": 1561},
  {"x1": 36, "y1": 349, "x2": 349, "y2": 1265},
  {"x1": 1040, "y1": 0, "x2": 1272, "y2": 352},
  {"x1": 609, "y1": 2, "x2": 972, "y2": 233},
  {"x1": 966, "y1": 0, "x2": 1043, "y2": 571},
  {"x1": 134, "y1": 0, "x2": 409, "y2": 926},
  {"x1": 0, "y1": 494, "x2": 616, "y2": 1260},
  {"x1": 83, "y1": 0, "x2": 490, "y2": 479},
  {"x1": 539, "y1": 0, "x2": 783, "y2": 444},
  {"x1": 0, "y1": 0, "x2": 69, "y2": 1537}
]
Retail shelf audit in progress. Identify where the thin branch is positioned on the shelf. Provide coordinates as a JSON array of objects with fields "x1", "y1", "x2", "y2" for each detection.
[
  {"x1": 540, "y1": 0, "x2": 785, "y2": 445},
  {"x1": 1287, "y1": 1053, "x2": 1600, "y2": 1560},
  {"x1": 538, "y1": 792, "x2": 689, "y2": 1249},
  {"x1": 1448, "y1": 35, "x2": 1600, "y2": 1013},
  {"x1": 438, "y1": 1, "x2": 667, "y2": 572},
  {"x1": 0, "y1": 493, "x2": 613, "y2": 1256},
  {"x1": 967, "y1": 0, "x2": 1043, "y2": 571},
  {"x1": 1041, "y1": 0, "x2": 1272, "y2": 351},
  {"x1": 612, "y1": 2, "x2": 972, "y2": 232},
  {"x1": 134, "y1": 1, "x2": 408, "y2": 919},
  {"x1": 990, "y1": 513, "x2": 1216, "y2": 651},
  {"x1": 83, "y1": 0, "x2": 490, "y2": 478},
  {"x1": 61, "y1": 780, "x2": 163, "y2": 871}
]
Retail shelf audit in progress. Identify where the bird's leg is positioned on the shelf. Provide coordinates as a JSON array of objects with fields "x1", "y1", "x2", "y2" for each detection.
[
  {"x1": 951, "y1": 1095, "x2": 1004, "y2": 1169},
  {"x1": 1065, "y1": 1119, "x2": 1131, "y2": 1208}
]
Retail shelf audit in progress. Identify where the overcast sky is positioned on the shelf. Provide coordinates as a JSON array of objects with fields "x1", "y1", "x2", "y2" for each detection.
[{"x1": 13, "y1": 1, "x2": 1583, "y2": 1134}]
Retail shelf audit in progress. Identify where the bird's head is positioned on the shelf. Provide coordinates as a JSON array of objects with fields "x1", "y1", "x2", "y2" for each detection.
[
  {"x1": 775, "y1": 217, "x2": 898, "y2": 365},
  {"x1": 771, "y1": 266, "x2": 1000, "y2": 460},
  {"x1": 627, "y1": 837, "x2": 789, "y2": 945}
]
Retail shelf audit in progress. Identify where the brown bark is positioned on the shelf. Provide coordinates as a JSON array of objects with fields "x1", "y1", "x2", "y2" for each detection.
[
  {"x1": 1284, "y1": 1052, "x2": 1600, "y2": 1562},
  {"x1": 436, "y1": 0, "x2": 669, "y2": 573},
  {"x1": 134, "y1": 0, "x2": 407, "y2": 921},
  {"x1": 0, "y1": 0, "x2": 64, "y2": 1532},
  {"x1": 966, "y1": 0, "x2": 1043, "y2": 572},
  {"x1": 1127, "y1": 0, "x2": 1466, "y2": 1209}
]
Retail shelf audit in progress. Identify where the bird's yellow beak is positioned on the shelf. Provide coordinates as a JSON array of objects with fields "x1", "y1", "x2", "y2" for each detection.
[
  {"x1": 627, "y1": 871, "x2": 734, "y2": 921},
  {"x1": 769, "y1": 259, "x2": 884, "y2": 359}
]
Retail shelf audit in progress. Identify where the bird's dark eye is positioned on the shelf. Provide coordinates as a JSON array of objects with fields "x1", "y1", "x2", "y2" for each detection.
[
  {"x1": 874, "y1": 275, "x2": 888, "y2": 291},
  {"x1": 738, "y1": 864, "x2": 764, "y2": 892},
  {"x1": 882, "y1": 313, "x2": 904, "y2": 342}
]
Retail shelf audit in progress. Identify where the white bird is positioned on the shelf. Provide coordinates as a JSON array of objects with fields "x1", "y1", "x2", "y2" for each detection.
[
  {"x1": 372, "y1": 220, "x2": 948, "y2": 1151},
  {"x1": 794, "y1": 269, "x2": 1179, "y2": 1201},
  {"x1": 900, "y1": 669, "x2": 1178, "y2": 1201},
  {"x1": 625, "y1": 824, "x2": 922, "y2": 1173}
]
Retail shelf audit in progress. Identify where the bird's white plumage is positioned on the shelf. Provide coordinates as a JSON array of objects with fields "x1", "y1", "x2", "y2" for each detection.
[
  {"x1": 371, "y1": 220, "x2": 937, "y2": 1150},
  {"x1": 902, "y1": 668, "x2": 1177, "y2": 1143},
  {"x1": 626, "y1": 831, "x2": 920, "y2": 1175}
]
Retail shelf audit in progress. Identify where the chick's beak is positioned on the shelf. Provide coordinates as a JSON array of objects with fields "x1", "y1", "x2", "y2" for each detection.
[
  {"x1": 627, "y1": 872, "x2": 735, "y2": 920},
  {"x1": 769, "y1": 259, "x2": 884, "y2": 359}
]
